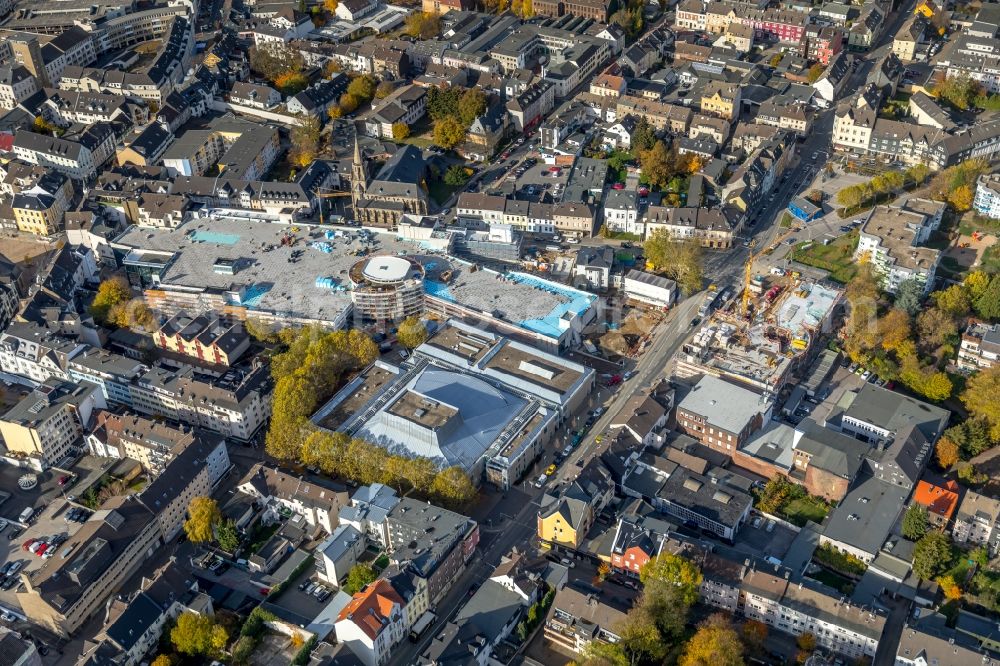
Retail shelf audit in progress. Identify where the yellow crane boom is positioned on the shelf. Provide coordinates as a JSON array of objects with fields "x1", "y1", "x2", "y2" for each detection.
[{"x1": 741, "y1": 225, "x2": 800, "y2": 319}]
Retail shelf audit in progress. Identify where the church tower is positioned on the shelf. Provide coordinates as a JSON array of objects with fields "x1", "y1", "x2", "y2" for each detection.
[{"x1": 351, "y1": 136, "x2": 367, "y2": 212}]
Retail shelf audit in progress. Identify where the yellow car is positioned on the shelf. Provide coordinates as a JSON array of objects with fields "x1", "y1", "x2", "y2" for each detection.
[
  {"x1": 595, "y1": 434, "x2": 603, "y2": 444},
  {"x1": 545, "y1": 464, "x2": 557, "y2": 476}
]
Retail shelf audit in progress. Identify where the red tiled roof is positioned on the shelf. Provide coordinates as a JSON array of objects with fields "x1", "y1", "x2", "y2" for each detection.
[
  {"x1": 913, "y1": 479, "x2": 960, "y2": 520},
  {"x1": 336, "y1": 579, "x2": 403, "y2": 640}
]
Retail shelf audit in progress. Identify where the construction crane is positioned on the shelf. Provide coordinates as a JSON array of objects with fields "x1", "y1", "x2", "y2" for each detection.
[
  {"x1": 316, "y1": 189, "x2": 352, "y2": 226},
  {"x1": 740, "y1": 225, "x2": 800, "y2": 319}
]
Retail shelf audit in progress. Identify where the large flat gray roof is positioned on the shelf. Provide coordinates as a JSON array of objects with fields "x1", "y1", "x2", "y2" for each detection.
[
  {"x1": 822, "y1": 474, "x2": 908, "y2": 557},
  {"x1": 677, "y1": 375, "x2": 768, "y2": 434},
  {"x1": 843, "y1": 384, "x2": 950, "y2": 439}
]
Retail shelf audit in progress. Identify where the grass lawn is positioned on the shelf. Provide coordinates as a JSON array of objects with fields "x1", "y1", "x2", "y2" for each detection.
[
  {"x1": 401, "y1": 116, "x2": 435, "y2": 150},
  {"x1": 428, "y1": 178, "x2": 462, "y2": 206},
  {"x1": 789, "y1": 231, "x2": 860, "y2": 284},
  {"x1": 605, "y1": 231, "x2": 643, "y2": 241},
  {"x1": 782, "y1": 496, "x2": 830, "y2": 526},
  {"x1": 807, "y1": 569, "x2": 856, "y2": 594},
  {"x1": 981, "y1": 244, "x2": 1000, "y2": 273},
  {"x1": 248, "y1": 523, "x2": 281, "y2": 554}
]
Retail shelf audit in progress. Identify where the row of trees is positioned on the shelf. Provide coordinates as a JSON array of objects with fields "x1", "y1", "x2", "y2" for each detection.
[
  {"x1": 842, "y1": 265, "x2": 956, "y2": 401},
  {"x1": 933, "y1": 74, "x2": 1000, "y2": 112},
  {"x1": 483, "y1": 0, "x2": 534, "y2": 16},
  {"x1": 643, "y1": 232, "x2": 704, "y2": 296},
  {"x1": 835, "y1": 164, "x2": 931, "y2": 211},
  {"x1": 928, "y1": 157, "x2": 991, "y2": 213},
  {"x1": 260, "y1": 324, "x2": 476, "y2": 508}
]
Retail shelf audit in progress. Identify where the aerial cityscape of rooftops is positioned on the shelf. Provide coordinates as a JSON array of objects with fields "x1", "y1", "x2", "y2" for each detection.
[{"x1": 1, "y1": 0, "x2": 1000, "y2": 661}]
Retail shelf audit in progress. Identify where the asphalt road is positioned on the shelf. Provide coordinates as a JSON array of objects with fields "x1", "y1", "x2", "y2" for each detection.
[
  {"x1": 554, "y1": 293, "x2": 705, "y2": 483},
  {"x1": 387, "y1": 285, "x2": 714, "y2": 666}
]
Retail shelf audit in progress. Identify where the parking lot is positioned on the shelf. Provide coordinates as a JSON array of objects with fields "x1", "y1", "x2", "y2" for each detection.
[
  {"x1": 0, "y1": 496, "x2": 89, "y2": 614},
  {"x1": 264, "y1": 560, "x2": 343, "y2": 625},
  {"x1": 511, "y1": 162, "x2": 569, "y2": 201},
  {"x1": 736, "y1": 518, "x2": 798, "y2": 562}
]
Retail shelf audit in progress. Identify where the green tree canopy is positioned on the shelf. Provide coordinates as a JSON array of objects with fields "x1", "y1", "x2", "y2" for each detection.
[
  {"x1": 974, "y1": 274, "x2": 1000, "y2": 321},
  {"x1": 184, "y1": 497, "x2": 221, "y2": 543},
  {"x1": 344, "y1": 563, "x2": 377, "y2": 594},
  {"x1": 963, "y1": 367, "x2": 1000, "y2": 440},
  {"x1": 643, "y1": 232, "x2": 703, "y2": 295},
  {"x1": 216, "y1": 518, "x2": 241, "y2": 553},
  {"x1": 679, "y1": 614, "x2": 744, "y2": 666},
  {"x1": 894, "y1": 279, "x2": 924, "y2": 316},
  {"x1": 347, "y1": 75, "x2": 376, "y2": 102},
  {"x1": 91, "y1": 277, "x2": 132, "y2": 324},
  {"x1": 443, "y1": 164, "x2": 470, "y2": 186},
  {"x1": 639, "y1": 552, "x2": 703, "y2": 607},
  {"x1": 902, "y1": 504, "x2": 929, "y2": 541},
  {"x1": 457, "y1": 88, "x2": 487, "y2": 126},
  {"x1": 433, "y1": 116, "x2": 465, "y2": 150},
  {"x1": 397, "y1": 316, "x2": 429, "y2": 349},
  {"x1": 429, "y1": 466, "x2": 477, "y2": 508},
  {"x1": 912, "y1": 531, "x2": 953, "y2": 580},
  {"x1": 171, "y1": 612, "x2": 228, "y2": 657}
]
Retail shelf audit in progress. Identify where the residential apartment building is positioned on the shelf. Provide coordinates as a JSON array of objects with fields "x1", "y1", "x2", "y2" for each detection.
[
  {"x1": 959, "y1": 321, "x2": 1000, "y2": 370},
  {"x1": 237, "y1": 464, "x2": 349, "y2": 535},
  {"x1": 609, "y1": 515, "x2": 666, "y2": 575},
  {"x1": 12, "y1": 124, "x2": 117, "y2": 181},
  {"x1": 154, "y1": 312, "x2": 249, "y2": 366},
  {"x1": 952, "y1": 490, "x2": 1000, "y2": 555},
  {"x1": 911, "y1": 479, "x2": 960, "y2": 528},
  {"x1": 643, "y1": 205, "x2": 742, "y2": 249},
  {"x1": 129, "y1": 363, "x2": 271, "y2": 442},
  {"x1": 602, "y1": 189, "x2": 640, "y2": 235},
  {"x1": 384, "y1": 497, "x2": 480, "y2": 603},
  {"x1": 896, "y1": 621, "x2": 1000, "y2": 666},
  {"x1": 17, "y1": 497, "x2": 163, "y2": 637},
  {"x1": 0, "y1": 378, "x2": 105, "y2": 469},
  {"x1": 974, "y1": 173, "x2": 1000, "y2": 220},
  {"x1": 538, "y1": 462, "x2": 614, "y2": 549},
  {"x1": 544, "y1": 585, "x2": 627, "y2": 654},
  {"x1": 700, "y1": 80, "x2": 741, "y2": 120},
  {"x1": 67, "y1": 348, "x2": 146, "y2": 407},
  {"x1": 12, "y1": 172, "x2": 73, "y2": 236},
  {"x1": 741, "y1": 570, "x2": 885, "y2": 659},
  {"x1": 316, "y1": 524, "x2": 365, "y2": 586},
  {"x1": 335, "y1": 580, "x2": 407, "y2": 666},
  {"x1": 854, "y1": 201, "x2": 944, "y2": 293},
  {"x1": 0, "y1": 322, "x2": 86, "y2": 384},
  {"x1": 162, "y1": 118, "x2": 280, "y2": 181},
  {"x1": 0, "y1": 65, "x2": 39, "y2": 110},
  {"x1": 138, "y1": 432, "x2": 223, "y2": 540}
]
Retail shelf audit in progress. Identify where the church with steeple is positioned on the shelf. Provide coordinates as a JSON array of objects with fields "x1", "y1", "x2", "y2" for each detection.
[{"x1": 350, "y1": 138, "x2": 430, "y2": 229}]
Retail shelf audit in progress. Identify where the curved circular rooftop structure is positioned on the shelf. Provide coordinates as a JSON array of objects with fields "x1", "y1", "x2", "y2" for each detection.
[
  {"x1": 350, "y1": 255, "x2": 425, "y2": 321},
  {"x1": 361, "y1": 255, "x2": 413, "y2": 284}
]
